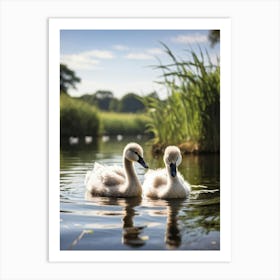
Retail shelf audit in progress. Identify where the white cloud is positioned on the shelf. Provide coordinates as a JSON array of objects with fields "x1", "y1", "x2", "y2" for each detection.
[
  {"x1": 124, "y1": 48, "x2": 164, "y2": 60},
  {"x1": 60, "y1": 49, "x2": 114, "y2": 70},
  {"x1": 147, "y1": 48, "x2": 164, "y2": 55},
  {"x1": 83, "y1": 50, "x2": 114, "y2": 59},
  {"x1": 125, "y1": 53, "x2": 154, "y2": 60},
  {"x1": 61, "y1": 54, "x2": 100, "y2": 70},
  {"x1": 113, "y1": 44, "x2": 129, "y2": 51},
  {"x1": 172, "y1": 33, "x2": 208, "y2": 44}
]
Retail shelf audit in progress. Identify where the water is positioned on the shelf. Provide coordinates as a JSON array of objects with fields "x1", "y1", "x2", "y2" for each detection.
[{"x1": 60, "y1": 137, "x2": 220, "y2": 250}]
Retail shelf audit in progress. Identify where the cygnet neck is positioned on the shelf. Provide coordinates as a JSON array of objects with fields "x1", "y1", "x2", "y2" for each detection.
[{"x1": 123, "y1": 157, "x2": 141, "y2": 185}]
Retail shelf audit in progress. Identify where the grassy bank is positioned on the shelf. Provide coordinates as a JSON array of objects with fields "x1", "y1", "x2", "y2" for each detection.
[
  {"x1": 60, "y1": 94, "x2": 151, "y2": 138},
  {"x1": 100, "y1": 112, "x2": 150, "y2": 136},
  {"x1": 60, "y1": 93, "x2": 100, "y2": 138}
]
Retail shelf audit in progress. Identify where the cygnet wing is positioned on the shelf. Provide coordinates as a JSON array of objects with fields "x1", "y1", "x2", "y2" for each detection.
[{"x1": 99, "y1": 165, "x2": 126, "y2": 187}]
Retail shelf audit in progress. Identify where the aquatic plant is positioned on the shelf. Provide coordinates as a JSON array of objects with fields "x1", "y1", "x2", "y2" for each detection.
[{"x1": 143, "y1": 44, "x2": 220, "y2": 153}]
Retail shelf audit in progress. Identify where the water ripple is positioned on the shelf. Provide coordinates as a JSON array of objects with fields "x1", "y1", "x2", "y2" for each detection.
[{"x1": 60, "y1": 145, "x2": 220, "y2": 250}]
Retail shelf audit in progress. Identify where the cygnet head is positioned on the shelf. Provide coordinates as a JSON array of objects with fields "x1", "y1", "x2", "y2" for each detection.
[
  {"x1": 163, "y1": 146, "x2": 182, "y2": 177},
  {"x1": 123, "y1": 142, "x2": 149, "y2": 169}
]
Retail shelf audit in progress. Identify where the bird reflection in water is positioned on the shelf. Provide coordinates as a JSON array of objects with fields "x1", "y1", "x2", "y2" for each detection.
[
  {"x1": 142, "y1": 198, "x2": 185, "y2": 249},
  {"x1": 85, "y1": 191, "x2": 185, "y2": 249},
  {"x1": 121, "y1": 196, "x2": 148, "y2": 247},
  {"x1": 85, "y1": 192, "x2": 147, "y2": 248},
  {"x1": 164, "y1": 199, "x2": 184, "y2": 249}
]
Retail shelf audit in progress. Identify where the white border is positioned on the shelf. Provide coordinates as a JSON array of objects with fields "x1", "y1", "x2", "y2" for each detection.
[{"x1": 49, "y1": 18, "x2": 231, "y2": 262}]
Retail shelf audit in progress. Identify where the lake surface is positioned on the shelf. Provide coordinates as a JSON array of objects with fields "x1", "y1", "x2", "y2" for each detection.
[{"x1": 60, "y1": 137, "x2": 220, "y2": 250}]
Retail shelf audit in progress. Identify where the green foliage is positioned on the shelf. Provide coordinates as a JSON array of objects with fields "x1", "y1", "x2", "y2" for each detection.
[
  {"x1": 79, "y1": 90, "x2": 114, "y2": 111},
  {"x1": 145, "y1": 91, "x2": 160, "y2": 100},
  {"x1": 119, "y1": 93, "x2": 145, "y2": 113},
  {"x1": 79, "y1": 91, "x2": 147, "y2": 113},
  {"x1": 143, "y1": 44, "x2": 220, "y2": 152},
  {"x1": 108, "y1": 97, "x2": 120, "y2": 111},
  {"x1": 60, "y1": 94, "x2": 150, "y2": 138},
  {"x1": 60, "y1": 64, "x2": 81, "y2": 94},
  {"x1": 93, "y1": 90, "x2": 114, "y2": 110},
  {"x1": 100, "y1": 112, "x2": 150, "y2": 136},
  {"x1": 78, "y1": 93, "x2": 96, "y2": 105},
  {"x1": 60, "y1": 94, "x2": 100, "y2": 138},
  {"x1": 208, "y1": 30, "x2": 220, "y2": 47}
]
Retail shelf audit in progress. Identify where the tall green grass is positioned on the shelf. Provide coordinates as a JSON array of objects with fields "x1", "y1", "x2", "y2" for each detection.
[
  {"x1": 143, "y1": 44, "x2": 220, "y2": 153},
  {"x1": 60, "y1": 93, "x2": 100, "y2": 138},
  {"x1": 100, "y1": 112, "x2": 150, "y2": 136}
]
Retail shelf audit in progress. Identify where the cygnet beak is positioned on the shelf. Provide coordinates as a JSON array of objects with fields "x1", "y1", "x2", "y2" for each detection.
[
  {"x1": 137, "y1": 156, "x2": 149, "y2": 169},
  {"x1": 170, "y1": 163, "x2": 177, "y2": 177}
]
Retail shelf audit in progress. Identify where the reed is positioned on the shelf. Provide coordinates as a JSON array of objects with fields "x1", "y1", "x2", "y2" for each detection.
[{"x1": 143, "y1": 44, "x2": 220, "y2": 153}]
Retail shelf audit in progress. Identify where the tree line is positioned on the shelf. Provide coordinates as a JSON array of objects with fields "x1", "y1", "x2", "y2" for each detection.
[
  {"x1": 60, "y1": 63, "x2": 159, "y2": 113},
  {"x1": 78, "y1": 90, "x2": 156, "y2": 113}
]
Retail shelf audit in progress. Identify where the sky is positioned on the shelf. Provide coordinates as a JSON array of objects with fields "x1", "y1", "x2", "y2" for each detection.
[{"x1": 60, "y1": 30, "x2": 220, "y2": 99}]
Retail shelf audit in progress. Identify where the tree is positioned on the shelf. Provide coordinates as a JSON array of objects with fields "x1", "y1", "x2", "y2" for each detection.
[
  {"x1": 93, "y1": 90, "x2": 114, "y2": 111},
  {"x1": 60, "y1": 64, "x2": 81, "y2": 94},
  {"x1": 79, "y1": 90, "x2": 115, "y2": 111},
  {"x1": 208, "y1": 30, "x2": 220, "y2": 47},
  {"x1": 119, "y1": 93, "x2": 145, "y2": 113},
  {"x1": 109, "y1": 98, "x2": 120, "y2": 112},
  {"x1": 78, "y1": 93, "x2": 96, "y2": 105}
]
